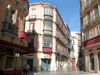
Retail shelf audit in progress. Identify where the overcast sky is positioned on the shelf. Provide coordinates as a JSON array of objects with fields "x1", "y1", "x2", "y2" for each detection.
[{"x1": 30, "y1": 0, "x2": 80, "y2": 32}]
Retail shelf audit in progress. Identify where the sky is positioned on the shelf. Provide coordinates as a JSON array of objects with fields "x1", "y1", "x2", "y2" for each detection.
[{"x1": 30, "y1": 0, "x2": 80, "y2": 32}]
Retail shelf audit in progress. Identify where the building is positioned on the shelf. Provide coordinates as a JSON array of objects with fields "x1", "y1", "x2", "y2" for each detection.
[
  {"x1": 0, "y1": 0, "x2": 31, "y2": 75},
  {"x1": 70, "y1": 31, "x2": 83, "y2": 70},
  {"x1": 80, "y1": 0, "x2": 100, "y2": 73},
  {"x1": 24, "y1": 2, "x2": 71, "y2": 71}
]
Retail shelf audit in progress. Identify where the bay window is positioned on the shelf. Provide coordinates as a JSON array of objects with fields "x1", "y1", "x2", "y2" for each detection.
[
  {"x1": 44, "y1": 6, "x2": 53, "y2": 20},
  {"x1": 43, "y1": 37, "x2": 52, "y2": 48},
  {"x1": 43, "y1": 21, "x2": 52, "y2": 34}
]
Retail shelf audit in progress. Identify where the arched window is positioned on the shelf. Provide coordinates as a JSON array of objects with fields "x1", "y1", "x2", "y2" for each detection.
[
  {"x1": 98, "y1": 52, "x2": 100, "y2": 70},
  {"x1": 90, "y1": 53, "x2": 94, "y2": 70}
]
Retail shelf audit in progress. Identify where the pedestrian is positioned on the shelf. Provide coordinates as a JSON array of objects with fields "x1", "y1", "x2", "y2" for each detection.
[
  {"x1": 27, "y1": 64, "x2": 30, "y2": 74},
  {"x1": 79, "y1": 64, "x2": 82, "y2": 71},
  {"x1": 24, "y1": 65, "x2": 28, "y2": 75}
]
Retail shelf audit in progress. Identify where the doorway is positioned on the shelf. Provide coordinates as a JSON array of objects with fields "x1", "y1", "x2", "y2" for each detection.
[
  {"x1": 41, "y1": 59, "x2": 51, "y2": 71},
  {"x1": 98, "y1": 52, "x2": 100, "y2": 70},
  {"x1": 90, "y1": 53, "x2": 94, "y2": 70},
  {"x1": 27, "y1": 60, "x2": 33, "y2": 71}
]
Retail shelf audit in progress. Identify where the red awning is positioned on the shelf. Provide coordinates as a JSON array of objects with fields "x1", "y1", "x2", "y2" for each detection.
[{"x1": 0, "y1": 39, "x2": 34, "y2": 53}]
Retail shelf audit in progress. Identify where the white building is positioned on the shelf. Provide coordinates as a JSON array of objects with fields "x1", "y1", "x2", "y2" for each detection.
[{"x1": 70, "y1": 31, "x2": 82, "y2": 70}]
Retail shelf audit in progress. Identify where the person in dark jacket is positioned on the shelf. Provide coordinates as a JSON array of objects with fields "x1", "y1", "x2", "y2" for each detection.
[{"x1": 24, "y1": 65, "x2": 28, "y2": 75}]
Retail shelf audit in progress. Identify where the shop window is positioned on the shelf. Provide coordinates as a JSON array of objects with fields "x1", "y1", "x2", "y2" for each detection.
[
  {"x1": 43, "y1": 37, "x2": 52, "y2": 48},
  {"x1": 5, "y1": 56, "x2": 14, "y2": 70},
  {"x1": 17, "y1": 57, "x2": 23, "y2": 69}
]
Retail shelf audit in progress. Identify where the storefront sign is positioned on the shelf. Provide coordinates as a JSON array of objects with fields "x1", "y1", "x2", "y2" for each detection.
[{"x1": 0, "y1": 47, "x2": 6, "y2": 54}]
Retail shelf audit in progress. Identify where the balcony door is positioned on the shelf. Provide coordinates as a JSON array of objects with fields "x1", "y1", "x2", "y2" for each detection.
[
  {"x1": 29, "y1": 23, "x2": 34, "y2": 32},
  {"x1": 94, "y1": 5, "x2": 99, "y2": 19}
]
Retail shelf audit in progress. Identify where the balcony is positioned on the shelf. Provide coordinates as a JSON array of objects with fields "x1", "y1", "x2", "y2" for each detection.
[
  {"x1": 20, "y1": 31, "x2": 27, "y2": 41},
  {"x1": 23, "y1": 0, "x2": 29, "y2": 9},
  {"x1": 1, "y1": 22, "x2": 18, "y2": 36},
  {"x1": 29, "y1": 15, "x2": 37, "y2": 20},
  {"x1": 27, "y1": 30, "x2": 35, "y2": 35},
  {"x1": 43, "y1": 47, "x2": 52, "y2": 52},
  {"x1": 83, "y1": 13, "x2": 100, "y2": 28}
]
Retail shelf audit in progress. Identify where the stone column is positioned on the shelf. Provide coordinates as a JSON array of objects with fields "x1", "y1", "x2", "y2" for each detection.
[
  {"x1": 94, "y1": 53, "x2": 99, "y2": 73},
  {"x1": 85, "y1": 55, "x2": 90, "y2": 72},
  {"x1": 51, "y1": 53, "x2": 56, "y2": 71}
]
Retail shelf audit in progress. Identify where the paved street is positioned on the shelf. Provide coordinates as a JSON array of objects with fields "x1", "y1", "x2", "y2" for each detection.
[{"x1": 29, "y1": 69, "x2": 100, "y2": 75}]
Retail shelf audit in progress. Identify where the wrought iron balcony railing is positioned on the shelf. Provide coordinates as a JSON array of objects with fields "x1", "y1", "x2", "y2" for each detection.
[
  {"x1": 1, "y1": 22, "x2": 18, "y2": 36},
  {"x1": 29, "y1": 15, "x2": 37, "y2": 20},
  {"x1": 27, "y1": 30, "x2": 35, "y2": 35}
]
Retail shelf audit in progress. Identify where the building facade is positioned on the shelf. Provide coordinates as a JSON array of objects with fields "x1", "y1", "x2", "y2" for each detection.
[
  {"x1": 70, "y1": 31, "x2": 83, "y2": 70},
  {"x1": 0, "y1": 0, "x2": 31, "y2": 75},
  {"x1": 24, "y1": 2, "x2": 71, "y2": 71},
  {"x1": 80, "y1": 0, "x2": 100, "y2": 73}
]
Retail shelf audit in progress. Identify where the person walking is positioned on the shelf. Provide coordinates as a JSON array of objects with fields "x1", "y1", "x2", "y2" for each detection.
[
  {"x1": 27, "y1": 64, "x2": 30, "y2": 74},
  {"x1": 24, "y1": 65, "x2": 28, "y2": 75},
  {"x1": 79, "y1": 64, "x2": 82, "y2": 71}
]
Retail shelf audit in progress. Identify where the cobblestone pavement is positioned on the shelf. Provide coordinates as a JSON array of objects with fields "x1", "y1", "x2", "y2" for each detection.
[{"x1": 29, "y1": 69, "x2": 100, "y2": 75}]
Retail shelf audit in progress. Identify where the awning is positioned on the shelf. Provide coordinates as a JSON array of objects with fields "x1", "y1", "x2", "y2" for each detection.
[{"x1": 0, "y1": 39, "x2": 35, "y2": 54}]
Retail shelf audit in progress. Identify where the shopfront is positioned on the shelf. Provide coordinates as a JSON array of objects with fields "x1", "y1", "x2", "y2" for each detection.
[{"x1": 0, "y1": 39, "x2": 32, "y2": 75}]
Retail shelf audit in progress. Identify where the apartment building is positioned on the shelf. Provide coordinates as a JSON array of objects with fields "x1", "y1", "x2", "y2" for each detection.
[
  {"x1": 24, "y1": 2, "x2": 71, "y2": 71},
  {"x1": 0, "y1": 0, "x2": 31, "y2": 75},
  {"x1": 70, "y1": 32, "x2": 83, "y2": 70},
  {"x1": 80, "y1": 0, "x2": 100, "y2": 73}
]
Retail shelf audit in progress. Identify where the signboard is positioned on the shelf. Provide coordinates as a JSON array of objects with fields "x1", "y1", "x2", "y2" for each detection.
[{"x1": 0, "y1": 47, "x2": 6, "y2": 54}]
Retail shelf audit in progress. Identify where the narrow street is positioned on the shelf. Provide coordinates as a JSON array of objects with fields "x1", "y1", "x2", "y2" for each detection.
[{"x1": 29, "y1": 69, "x2": 100, "y2": 75}]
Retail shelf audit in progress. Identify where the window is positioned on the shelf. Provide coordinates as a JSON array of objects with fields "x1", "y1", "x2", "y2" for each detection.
[
  {"x1": 43, "y1": 37, "x2": 52, "y2": 47},
  {"x1": 29, "y1": 23, "x2": 34, "y2": 32},
  {"x1": 71, "y1": 40, "x2": 74, "y2": 44},
  {"x1": 5, "y1": 56, "x2": 14, "y2": 70},
  {"x1": 28, "y1": 38, "x2": 34, "y2": 47},
  {"x1": 78, "y1": 40, "x2": 81, "y2": 44},
  {"x1": 43, "y1": 21, "x2": 52, "y2": 34},
  {"x1": 17, "y1": 58, "x2": 23, "y2": 69},
  {"x1": 87, "y1": 11, "x2": 91, "y2": 24},
  {"x1": 78, "y1": 34, "x2": 80, "y2": 38},
  {"x1": 86, "y1": 0, "x2": 89, "y2": 6},
  {"x1": 71, "y1": 46, "x2": 74, "y2": 50},
  {"x1": 71, "y1": 52, "x2": 74, "y2": 58},
  {"x1": 44, "y1": 6, "x2": 53, "y2": 16},
  {"x1": 44, "y1": 6, "x2": 53, "y2": 20},
  {"x1": 94, "y1": 5, "x2": 99, "y2": 19},
  {"x1": 29, "y1": 9, "x2": 37, "y2": 18}
]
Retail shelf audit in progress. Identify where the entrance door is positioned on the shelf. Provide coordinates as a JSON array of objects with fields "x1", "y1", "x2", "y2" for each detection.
[
  {"x1": 27, "y1": 60, "x2": 33, "y2": 71},
  {"x1": 90, "y1": 53, "x2": 94, "y2": 70},
  {"x1": 98, "y1": 52, "x2": 100, "y2": 70},
  {"x1": 41, "y1": 59, "x2": 51, "y2": 71}
]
